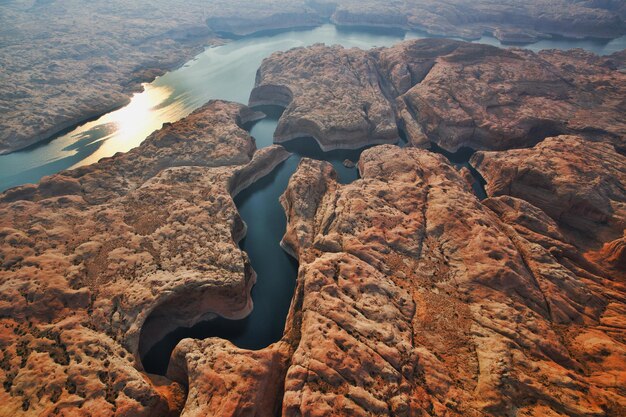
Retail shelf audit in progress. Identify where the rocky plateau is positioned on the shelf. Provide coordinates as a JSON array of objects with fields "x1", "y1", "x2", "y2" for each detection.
[{"x1": 471, "y1": 135, "x2": 626, "y2": 273}]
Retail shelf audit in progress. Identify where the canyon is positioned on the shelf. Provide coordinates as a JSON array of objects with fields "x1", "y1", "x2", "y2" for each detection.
[
  {"x1": 0, "y1": 101, "x2": 290, "y2": 415},
  {"x1": 0, "y1": 24, "x2": 625, "y2": 417}
]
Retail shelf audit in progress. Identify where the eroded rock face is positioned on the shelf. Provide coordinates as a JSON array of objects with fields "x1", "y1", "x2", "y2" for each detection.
[
  {"x1": 471, "y1": 135, "x2": 626, "y2": 263},
  {"x1": 0, "y1": 101, "x2": 290, "y2": 416},
  {"x1": 251, "y1": 39, "x2": 626, "y2": 152},
  {"x1": 250, "y1": 44, "x2": 399, "y2": 150},
  {"x1": 166, "y1": 339, "x2": 291, "y2": 417},
  {"x1": 2, "y1": 99, "x2": 625, "y2": 415},
  {"x1": 276, "y1": 145, "x2": 625, "y2": 416}
]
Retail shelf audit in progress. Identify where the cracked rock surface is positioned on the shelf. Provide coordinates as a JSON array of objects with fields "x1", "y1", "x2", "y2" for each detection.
[
  {"x1": 472, "y1": 135, "x2": 626, "y2": 274},
  {"x1": 1, "y1": 90, "x2": 625, "y2": 416},
  {"x1": 274, "y1": 145, "x2": 625, "y2": 416}
]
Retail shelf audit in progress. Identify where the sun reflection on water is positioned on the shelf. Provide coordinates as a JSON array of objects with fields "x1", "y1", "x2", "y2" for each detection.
[
  {"x1": 2, "y1": 24, "x2": 622, "y2": 193},
  {"x1": 69, "y1": 84, "x2": 180, "y2": 168}
]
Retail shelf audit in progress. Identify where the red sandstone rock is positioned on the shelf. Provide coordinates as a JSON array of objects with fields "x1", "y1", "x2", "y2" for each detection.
[
  {"x1": 471, "y1": 135, "x2": 626, "y2": 256},
  {"x1": 167, "y1": 339, "x2": 291, "y2": 417},
  {"x1": 0, "y1": 101, "x2": 290, "y2": 416},
  {"x1": 250, "y1": 44, "x2": 399, "y2": 150},
  {"x1": 2, "y1": 34, "x2": 626, "y2": 417},
  {"x1": 275, "y1": 145, "x2": 625, "y2": 416}
]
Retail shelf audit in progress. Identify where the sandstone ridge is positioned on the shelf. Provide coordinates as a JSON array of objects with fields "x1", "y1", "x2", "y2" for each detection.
[{"x1": 269, "y1": 145, "x2": 626, "y2": 416}]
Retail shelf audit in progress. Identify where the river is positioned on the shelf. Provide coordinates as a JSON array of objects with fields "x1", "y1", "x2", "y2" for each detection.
[{"x1": 0, "y1": 23, "x2": 623, "y2": 375}]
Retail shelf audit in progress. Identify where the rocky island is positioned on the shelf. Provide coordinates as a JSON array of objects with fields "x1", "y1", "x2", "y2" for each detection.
[{"x1": 0, "y1": 5, "x2": 625, "y2": 417}]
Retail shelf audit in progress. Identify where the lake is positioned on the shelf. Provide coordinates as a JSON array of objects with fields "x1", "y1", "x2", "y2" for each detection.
[{"x1": 0, "y1": 24, "x2": 623, "y2": 192}]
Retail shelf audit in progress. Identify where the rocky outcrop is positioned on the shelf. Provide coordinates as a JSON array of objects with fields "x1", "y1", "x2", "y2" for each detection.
[
  {"x1": 0, "y1": 100, "x2": 290, "y2": 416},
  {"x1": 471, "y1": 135, "x2": 626, "y2": 273},
  {"x1": 249, "y1": 44, "x2": 399, "y2": 150},
  {"x1": 251, "y1": 38, "x2": 626, "y2": 152},
  {"x1": 166, "y1": 339, "x2": 291, "y2": 417},
  {"x1": 274, "y1": 145, "x2": 626, "y2": 415},
  {"x1": 2, "y1": 100, "x2": 625, "y2": 414},
  {"x1": 1, "y1": 101, "x2": 259, "y2": 205}
]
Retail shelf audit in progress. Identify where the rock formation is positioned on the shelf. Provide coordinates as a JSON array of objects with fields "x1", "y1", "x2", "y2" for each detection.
[
  {"x1": 0, "y1": 100, "x2": 290, "y2": 416},
  {"x1": 472, "y1": 135, "x2": 626, "y2": 273},
  {"x1": 324, "y1": 0, "x2": 626, "y2": 41},
  {"x1": 167, "y1": 339, "x2": 291, "y2": 417},
  {"x1": 274, "y1": 145, "x2": 625, "y2": 415},
  {"x1": 251, "y1": 38, "x2": 626, "y2": 152},
  {"x1": 249, "y1": 44, "x2": 399, "y2": 150}
]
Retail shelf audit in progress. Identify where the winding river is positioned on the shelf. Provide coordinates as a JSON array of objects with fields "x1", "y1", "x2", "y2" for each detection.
[
  {"x1": 1, "y1": 24, "x2": 623, "y2": 375},
  {"x1": 142, "y1": 108, "x2": 366, "y2": 374}
]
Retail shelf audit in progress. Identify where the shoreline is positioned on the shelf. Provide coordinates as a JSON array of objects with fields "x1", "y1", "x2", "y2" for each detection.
[{"x1": 2, "y1": 23, "x2": 624, "y2": 157}]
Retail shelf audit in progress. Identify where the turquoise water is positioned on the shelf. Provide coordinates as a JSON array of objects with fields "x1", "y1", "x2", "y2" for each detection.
[{"x1": 0, "y1": 24, "x2": 622, "y2": 192}]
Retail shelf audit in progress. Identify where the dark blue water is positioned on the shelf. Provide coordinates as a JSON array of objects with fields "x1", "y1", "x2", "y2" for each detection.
[{"x1": 141, "y1": 108, "x2": 366, "y2": 375}]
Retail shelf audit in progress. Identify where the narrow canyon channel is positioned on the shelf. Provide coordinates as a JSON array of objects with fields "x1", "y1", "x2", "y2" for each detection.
[
  {"x1": 141, "y1": 106, "x2": 370, "y2": 374},
  {"x1": 1, "y1": 24, "x2": 624, "y2": 376}
]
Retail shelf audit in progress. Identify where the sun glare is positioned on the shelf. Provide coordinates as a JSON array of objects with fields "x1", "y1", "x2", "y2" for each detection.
[
  {"x1": 113, "y1": 85, "x2": 171, "y2": 138},
  {"x1": 70, "y1": 84, "x2": 175, "y2": 168}
]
